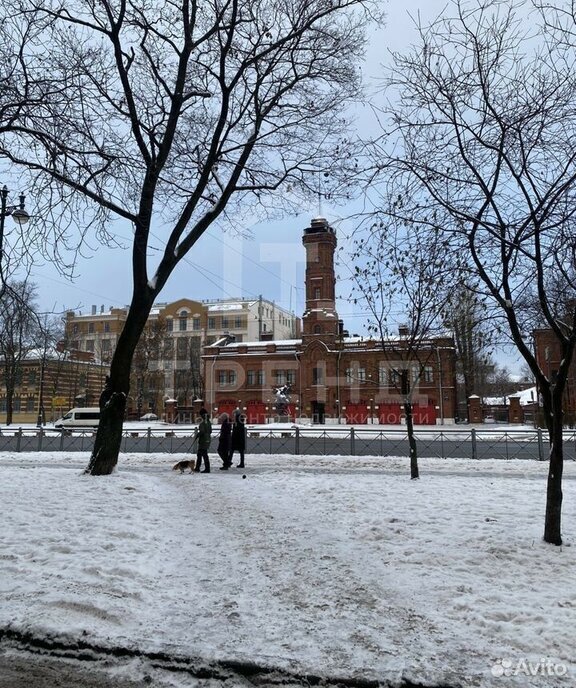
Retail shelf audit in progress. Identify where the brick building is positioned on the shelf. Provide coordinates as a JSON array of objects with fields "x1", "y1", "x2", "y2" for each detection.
[
  {"x1": 64, "y1": 296, "x2": 299, "y2": 415},
  {"x1": 533, "y1": 328, "x2": 576, "y2": 424},
  {"x1": 203, "y1": 218, "x2": 457, "y2": 424},
  {"x1": 0, "y1": 350, "x2": 105, "y2": 425}
]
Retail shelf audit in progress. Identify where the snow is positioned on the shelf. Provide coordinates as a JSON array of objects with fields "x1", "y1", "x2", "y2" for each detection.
[
  {"x1": 207, "y1": 303, "x2": 245, "y2": 312},
  {"x1": 1, "y1": 451, "x2": 575, "y2": 686},
  {"x1": 218, "y1": 338, "x2": 302, "y2": 348},
  {"x1": 484, "y1": 386, "x2": 538, "y2": 407}
]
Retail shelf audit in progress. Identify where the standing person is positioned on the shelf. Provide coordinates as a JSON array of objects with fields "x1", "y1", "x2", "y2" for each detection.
[
  {"x1": 229, "y1": 411, "x2": 247, "y2": 468},
  {"x1": 217, "y1": 413, "x2": 233, "y2": 470},
  {"x1": 194, "y1": 407, "x2": 212, "y2": 473}
]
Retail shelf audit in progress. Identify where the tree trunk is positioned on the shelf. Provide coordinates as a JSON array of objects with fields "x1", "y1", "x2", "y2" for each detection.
[
  {"x1": 405, "y1": 399, "x2": 419, "y2": 479},
  {"x1": 85, "y1": 291, "x2": 154, "y2": 475},
  {"x1": 5, "y1": 385, "x2": 14, "y2": 425},
  {"x1": 84, "y1": 391, "x2": 127, "y2": 475},
  {"x1": 543, "y1": 399, "x2": 564, "y2": 545}
]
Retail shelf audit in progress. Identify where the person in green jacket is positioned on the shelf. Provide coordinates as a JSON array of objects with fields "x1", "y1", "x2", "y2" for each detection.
[{"x1": 194, "y1": 407, "x2": 212, "y2": 473}]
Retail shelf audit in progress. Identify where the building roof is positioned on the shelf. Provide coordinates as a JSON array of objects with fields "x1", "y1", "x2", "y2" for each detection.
[
  {"x1": 483, "y1": 386, "x2": 538, "y2": 407},
  {"x1": 207, "y1": 303, "x2": 247, "y2": 312}
]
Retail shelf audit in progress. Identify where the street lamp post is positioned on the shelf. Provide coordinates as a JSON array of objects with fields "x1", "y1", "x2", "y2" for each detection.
[{"x1": 0, "y1": 185, "x2": 30, "y2": 266}]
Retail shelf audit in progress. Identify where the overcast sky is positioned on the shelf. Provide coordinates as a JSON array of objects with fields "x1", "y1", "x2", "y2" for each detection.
[
  {"x1": 23, "y1": 2, "x2": 443, "y2": 311},
  {"x1": 17, "y1": 0, "x2": 522, "y2": 373}
]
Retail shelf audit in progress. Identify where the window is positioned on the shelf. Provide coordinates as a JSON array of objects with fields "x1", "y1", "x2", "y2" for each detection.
[
  {"x1": 423, "y1": 366, "x2": 434, "y2": 383},
  {"x1": 234, "y1": 317, "x2": 242, "y2": 329},
  {"x1": 274, "y1": 370, "x2": 286, "y2": 385},
  {"x1": 28, "y1": 371, "x2": 37, "y2": 386},
  {"x1": 104, "y1": 322, "x2": 110, "y2": 333},
  {"x1": 166, "y1": 319, "x2": 173, "y2": 332},
  {"x1": 247, "y1": 370, "x2": 255, "y2": 385},
  {"x1": 222, "y1": 317, "x2": 229, "y2": 329},
  {"x1": 177, "y1": 337, "x2": 189, "y2": 360},
  {"x1": 73, "y1": 324, "x2": 79, "y2": 334},
  {"x1": 358, "y1": 367, "x2": 366, "y2": 382},
  {"x1": 312, "y1": 367, "x2": 323, "y2": 385},
  {"x1": 379, "y1": 366, "x2": 387, "y2": 385},
  {"x1": 257, "y1": 370, "x2": 265, "y2": 385},
  {"x1": 79, "y1": 373, "x2": 87, "y2": 387},
  {"x1": 286, "y1": 371, "x2": 296, "y2": 385},
  {"x1": 179, "y1": 313, "x2": 188, "y2": 331},
  {"x1": 192, "y1": 317, "x2": 200, "y2": 331},
  {"x1": 313, "y1": 324, "x2": 322, "y2": 334},
  {"x1": 314, "y1": 287, "x2": 321, "y2": 299},
  {"x1": 86, "y1": 340, "x2": 94, "y2": 352},
  {"x1": 88, "y1": 322, "x2": 95, "y2": 334},
  {"x1": 208, "y1": 317, "x2": 216, "y2": 330},
  {"x1": 163, "y1": 338, "x2": 174, "y2": 358},
  {"x1": 345, "y1": 368, "x2": 353, "y2": 383},
  {"x1": 26, "y1": 397, "x2": 35, "y2": 412},
  {"x1": 102, "y1": 339, "x2": 111, "y2": 352},
  {"x1": 13, "y1": 398, "x2": 21, "y2": 412},
  {"x1": 412, "y1": 366, "x2": 420, "y2": 383},
  {"x1": 217, "y1": 370, "x2": 236, "y2": 386}
]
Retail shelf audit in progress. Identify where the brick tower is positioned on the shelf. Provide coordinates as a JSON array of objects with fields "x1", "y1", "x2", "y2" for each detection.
[{"x1": 302, "y1": 217, "x2": 339, "y2": 345}]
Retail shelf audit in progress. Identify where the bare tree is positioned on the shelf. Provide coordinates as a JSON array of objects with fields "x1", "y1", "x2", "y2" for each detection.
[
  {"x1": 33, "y1": 313, "x2": 65, "y2": 426},
  {"x1": 0, "y1": 0, "x2": 381, "y2": 473},
  {"x1": 0, "y1": 281, "x2": 41, "y2": 424},
  {"x1": 350, "y1": 222, "x2": 456, "y2": 479},
  {"x1": 174, "y1": 336, "x2": 204, "y2": 405},
  {"x1": 131, "y1": 319, "x2": 167, "y2": 417},
  {"x1": 374, "y1": 0, "x2": 576, "y2": 544},
  {"x1": 444, "y1": 282, "x2": 495, "y2": 419}
]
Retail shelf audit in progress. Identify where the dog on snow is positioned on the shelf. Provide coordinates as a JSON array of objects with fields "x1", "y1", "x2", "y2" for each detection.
[{"x1": 172, "y1": 460, "x2": 196, "y2": 474}]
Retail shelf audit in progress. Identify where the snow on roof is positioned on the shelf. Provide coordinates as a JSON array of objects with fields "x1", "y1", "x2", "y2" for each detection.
[
  {"x1": 218, "y1": 338, "x2": 302, "y2": 348},
  {"x1": 484, "y1": 386, "x2": 538, "y2": 407},
  {"x1": 208, "y1": 303, "x2": 245, "y2": 312}
]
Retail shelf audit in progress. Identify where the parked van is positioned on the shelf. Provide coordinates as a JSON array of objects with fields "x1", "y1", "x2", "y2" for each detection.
[{"x1": 54, "y1": 407, "x2": 101, "y2": 429}]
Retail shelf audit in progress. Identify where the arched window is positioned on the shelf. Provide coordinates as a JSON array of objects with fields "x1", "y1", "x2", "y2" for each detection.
[
  {"x1": 179, "y1": 310, "x2": 188, "y2": 331},
  {"x1": 313, "y1": 324, "x2": 322, "y2": 334}
]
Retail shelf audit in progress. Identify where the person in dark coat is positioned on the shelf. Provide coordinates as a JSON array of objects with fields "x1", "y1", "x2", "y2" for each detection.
[
  {"x1": 194, "y1": 407, "x2": 212, "y2": 473},
  {"x1": 217, "y1": 413, "x2": 233, "y2": 470},
  {"x1": 229, "y1": 410, "x2": 247, "y2": 468}
]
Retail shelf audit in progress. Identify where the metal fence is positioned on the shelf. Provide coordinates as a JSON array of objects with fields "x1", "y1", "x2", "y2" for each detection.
[{"x1": 0, "y1": 426, "x2": 572, "y2": 461}]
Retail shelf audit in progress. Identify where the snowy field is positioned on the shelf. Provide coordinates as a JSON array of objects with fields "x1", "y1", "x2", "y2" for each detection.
[{"x1": 0, "y1": 451, "x2": 575, "y2": 687}]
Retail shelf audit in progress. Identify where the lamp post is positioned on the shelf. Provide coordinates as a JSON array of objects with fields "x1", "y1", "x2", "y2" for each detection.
[{"x1": 0, "y1": 185, "x2": 30, "y2": 266}]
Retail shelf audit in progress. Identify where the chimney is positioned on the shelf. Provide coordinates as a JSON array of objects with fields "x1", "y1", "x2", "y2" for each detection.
[
  {"x1": 91, "y1": 305, "x2": 97, "y2": 315},
  {"x1": 399, "y1": 324, "x2": 409, "y2": 338},
  {"x1": 100, "y1": 305, "x2": 104, "y2": 313}
]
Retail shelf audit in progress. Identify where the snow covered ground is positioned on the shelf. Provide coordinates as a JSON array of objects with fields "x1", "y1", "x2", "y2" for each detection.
[{"x1": 0, "y1": 451, "x2": 575, "y2": 687}]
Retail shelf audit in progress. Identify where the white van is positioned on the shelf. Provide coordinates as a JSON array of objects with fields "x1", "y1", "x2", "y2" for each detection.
[{"x1": 54, "y1": 407, "x2": 101, "y2": 429}]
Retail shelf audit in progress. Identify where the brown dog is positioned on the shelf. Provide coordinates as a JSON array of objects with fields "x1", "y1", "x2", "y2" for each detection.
[{"x1": 172, "y1": 460, "x2": 196, "y2": 474}]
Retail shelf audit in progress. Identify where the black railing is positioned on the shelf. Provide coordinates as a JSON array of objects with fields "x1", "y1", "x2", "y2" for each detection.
[{"x1": 0, "y1": 426, "x2": 572, "y2": 461}]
